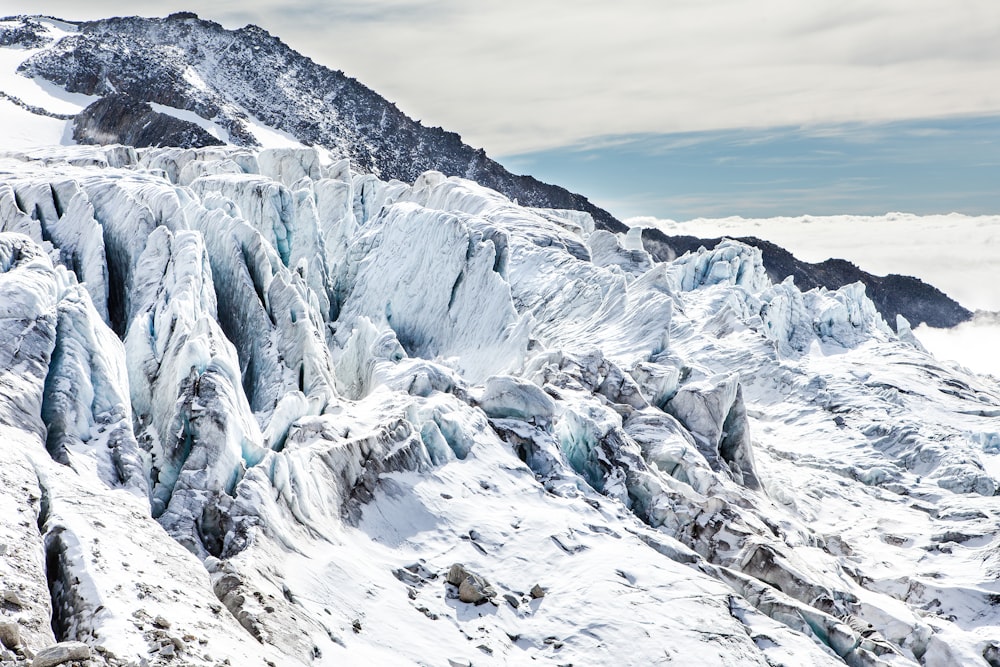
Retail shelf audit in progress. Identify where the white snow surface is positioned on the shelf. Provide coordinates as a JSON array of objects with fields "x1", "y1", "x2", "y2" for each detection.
[
  {"x1": 0, "y1": 145, "x2": 997, "y2": 667},
  {"x1": 0, "y1": 96, "x2": 69, "y2": 148}
]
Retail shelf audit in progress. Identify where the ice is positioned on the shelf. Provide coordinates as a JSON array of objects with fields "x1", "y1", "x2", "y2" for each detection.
[
  {"x1": 257, "y1": 147, "x2": 322, "y2": 186},
  {"x1": 334, "y1": 201, "x2": 531, "y2": 382},
  {"x1": 182, "y1": 192, "x2": 337, "y2": 415},
  {"x1": 666, "y1": 238, "x2": 771, "y2": 293},
  {"x1": 0, "y1": 147, "x2": 996, "y2": 665},
  {"x1": 0, "y1": 233, "x2": 60, "y2": 437},
  {"x1": 43, "y1": 278, "x2": 145, "y2": 494},
  {"x1": 189, "y1": 172, "x2": 334, "y2": 319},
  {"x1": 665, "y1": 373, "x2": 760, "y2": 488},
  {"x1": 0, "y1": 178, "x2": 110, "y2": 321},
  {"x1": 123, "y1": 225, "x2": 266, "y2": 554},
  {"x1": 586, "y1": 228, "x2": 653, "y2": 276}
]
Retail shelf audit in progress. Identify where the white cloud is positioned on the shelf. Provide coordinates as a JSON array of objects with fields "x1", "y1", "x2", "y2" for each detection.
[
  {"x1": 13, "y1": 0, "x2": 1000, "y2": 154},
  {"x1": 915, "y1": 315, "x2": 1000, "y2": 378}
]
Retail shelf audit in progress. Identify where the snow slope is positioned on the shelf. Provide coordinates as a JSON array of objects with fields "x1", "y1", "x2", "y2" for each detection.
[{"x1": 0, "y1": 145, "x2": 997, "y2": 666}]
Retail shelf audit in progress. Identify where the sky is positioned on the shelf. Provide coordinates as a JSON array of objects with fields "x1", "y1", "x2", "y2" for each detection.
[{"x1": 6, "y1": 0, "x2": 1000, "y2": 219}]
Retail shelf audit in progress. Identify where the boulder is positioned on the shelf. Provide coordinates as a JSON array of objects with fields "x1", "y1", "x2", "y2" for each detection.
[
  {"x1": 31, "y1": 642, "x2": 91, "y2": 667},
  {"x1": 477, "y1": 375, "x2": 555, "y2": 425},
  {"x1": 0, "y1": 620, "x2": 18, "y2": 649},
  {"x1": 447, "y1": 563, "x2": 497, "y2": 605}
]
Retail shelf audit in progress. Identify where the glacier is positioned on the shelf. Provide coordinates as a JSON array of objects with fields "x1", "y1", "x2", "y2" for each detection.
[
  {"x1": 641, "y1": 213, "x2": 1000, "y2": 379},
  {"x1": 0, "y1": 142, "x2": 996, "y2": 667}
]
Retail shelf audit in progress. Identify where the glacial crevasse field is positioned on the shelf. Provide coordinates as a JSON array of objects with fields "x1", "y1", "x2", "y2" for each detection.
[
  {"x1": 0, "y1": 10, "x2": 998, "y2": 667},
  {"x1": 0, "y1": 142, "x2": 997, "y2": 667}
]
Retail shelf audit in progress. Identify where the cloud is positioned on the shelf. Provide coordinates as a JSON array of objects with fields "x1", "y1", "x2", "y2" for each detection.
[
  {"x1": 915, "y1": 316, "x2": 1000, "y2": 377},
  {"x1": 17, "y1": 0, "x2": 1000, "y2": 155}
]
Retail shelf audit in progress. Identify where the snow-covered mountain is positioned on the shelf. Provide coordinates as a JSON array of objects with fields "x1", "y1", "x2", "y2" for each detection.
[
  {"x1": 0, "y1": 14, "x2": 998, "y2": 667},
  {"x1": 0, "y1": 12, "x2": 975, "y2": 332},
  {"x1": 0, "y1": 12, "x2": 621, "y2": 231}
]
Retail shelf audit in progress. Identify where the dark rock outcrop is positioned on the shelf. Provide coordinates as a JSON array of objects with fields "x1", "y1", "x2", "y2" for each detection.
[
  {"x1": 0, "y1": 15, "x2": 51, "y2": 48},
  {"x1": 73, "y1": 94, "x2": 224, "y2": 148}
]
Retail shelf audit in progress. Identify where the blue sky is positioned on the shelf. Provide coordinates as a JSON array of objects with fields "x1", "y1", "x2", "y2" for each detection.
[
  {"x1": 500, "y1": 115, "x2": 1000, "y2": 220},
  {"x1": 19, "y1": 0, "x2": 1000, "y2": 219}
]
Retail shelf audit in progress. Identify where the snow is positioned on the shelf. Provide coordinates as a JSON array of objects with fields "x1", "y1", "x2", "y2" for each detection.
[
  {"x1": 0, "y1": 19, "x2": 94, "y2": 118},
  {"x1": 149, "y1": 102, "x2": 231, "y2": 143},
  {"x1": 0, "y1": 147, "x2": 998, "y2": 666},
  {"x1": 0, "y1": 96, "x2": 69, "y2": 148},
  {"x1": 242, "y1": 112, "x2": 309, "y2": 149}
]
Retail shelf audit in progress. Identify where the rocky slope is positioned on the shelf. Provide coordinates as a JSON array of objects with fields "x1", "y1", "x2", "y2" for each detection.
[
  {"x1": 0, "y1": 143, "x2": 996, "y2": 666},
  {"x1": 7, "y1": 12, "x2": 623, "y2": 231}
]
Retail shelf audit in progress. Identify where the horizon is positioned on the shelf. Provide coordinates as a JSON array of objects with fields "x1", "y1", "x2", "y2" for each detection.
[{"x1": 9, "y1": 2, "x2": 1000, "y2": 220}]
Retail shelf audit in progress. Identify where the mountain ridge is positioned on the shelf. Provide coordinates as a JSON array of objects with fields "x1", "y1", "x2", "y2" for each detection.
[{"x1": 10, "y1": 12, "x2": 627, "y2": 233}]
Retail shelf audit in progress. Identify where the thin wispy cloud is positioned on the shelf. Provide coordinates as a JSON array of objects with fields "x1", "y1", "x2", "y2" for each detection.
[{"x1": 501, "y1": 115, "x2": 1000, "y2": 219}]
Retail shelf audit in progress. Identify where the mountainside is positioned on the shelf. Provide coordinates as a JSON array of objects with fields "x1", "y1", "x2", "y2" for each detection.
[
  {"x1": 0, "y1": 13, "x2": 974, "y2": 329},
  {"x1": 0, "y1": 142, "x2": 997, "y2": 666},
  {"x1": 5, "y1": 12, "x2": 624, "y2": 232}
]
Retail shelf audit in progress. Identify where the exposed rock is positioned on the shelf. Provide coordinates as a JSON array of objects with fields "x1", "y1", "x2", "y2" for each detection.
[
  {"x1": 984, "y1": 641, "x2": 1000, "y2": 667},
  {"x1": 447, "y1": 564, "x2": 497, "y2": 605},
  {"x1": 0, "y1": 621, "x2": 18, "y2": 649},
  {"x1": 1, "y1": 591, "x2": 23, "y2": 609},
  {"x1": 31, "y1": 642, "x2": 90, "y2": 667},
  {"x1": 73, "y1": 94, "x2": 225, "y2": 149}
]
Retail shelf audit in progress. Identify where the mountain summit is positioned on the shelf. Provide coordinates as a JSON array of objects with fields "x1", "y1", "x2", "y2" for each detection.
[{"x1": 8, "y1": 12, "x2": 624, "y2": 230}]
